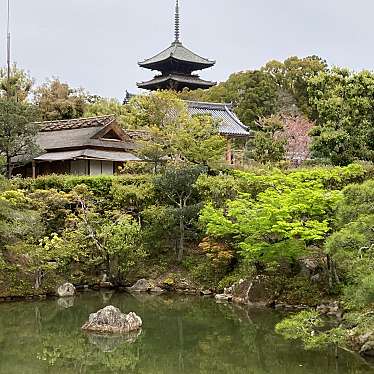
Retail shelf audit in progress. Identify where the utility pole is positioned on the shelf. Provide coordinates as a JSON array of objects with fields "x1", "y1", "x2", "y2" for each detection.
[{"x1": 6, "y1": 0, "x2": 11, "y2": 94}]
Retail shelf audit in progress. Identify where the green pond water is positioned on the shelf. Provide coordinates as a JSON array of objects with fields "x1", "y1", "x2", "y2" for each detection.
[{"x1": 0, "y1": 292, "x2": 372, "y2": 374}]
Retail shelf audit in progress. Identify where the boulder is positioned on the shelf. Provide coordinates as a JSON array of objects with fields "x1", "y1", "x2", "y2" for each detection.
[
  {"x1": 298, "y1": 254, "x2": 324, "y2": 279},
  {"x1": 126, "y1": 279, "x2": 153, "y2": 293},
  {"x1": 57, "y1": 283, "x2": 76, "y2": 297},
  {"x1": 201, "y1": 290, "x2": 213, "y2": 296},
  {"x1": 228, "y1": 276, "x2": 275, "y2": 306},
  {"x1": 215, "y1": 294, "x2": 232, "y2": 302},
  {"x1": 82, "y1": 306, "x2": 142, "y2": 334},
  {"x1": 360, "y1": 341, "x2": 374, "y2": 358}
]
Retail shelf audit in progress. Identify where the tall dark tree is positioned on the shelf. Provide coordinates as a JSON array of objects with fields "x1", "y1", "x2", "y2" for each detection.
[
  {"x1": 262, "y1": 55, "x2": 328, "y2": 117},
  {"x1": 154, "y1": 166, "x2": 205, "y2": 261},
  {"x1": 0, "y1": 98, "x2": 40, "y2": 178}
]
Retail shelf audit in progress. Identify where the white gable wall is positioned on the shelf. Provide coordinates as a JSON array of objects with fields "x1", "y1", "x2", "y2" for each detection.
[{"x1": 89, "y1": 160, "x2": 114, "y2": 176}]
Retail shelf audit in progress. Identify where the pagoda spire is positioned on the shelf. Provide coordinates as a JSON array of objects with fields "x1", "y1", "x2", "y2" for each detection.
[{"x1": 174, "y1": 0, "x2": 180, "y2": 43}]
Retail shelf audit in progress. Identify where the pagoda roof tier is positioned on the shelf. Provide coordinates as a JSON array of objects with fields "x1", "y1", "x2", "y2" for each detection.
[
  {"x1": 138, "y1": 42, "x2": 215, "y2": 72},
  {"x1": 137, "y1": 73, "x2": 216, "y2": 91}
]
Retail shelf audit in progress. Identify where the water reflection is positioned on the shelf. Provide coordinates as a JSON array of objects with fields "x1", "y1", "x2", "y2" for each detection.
[
  {"x1": 87, "y1": 330, "x2": 142, "y2": 352},
  {"x1": 57, "y1": 296, "x2": 75, "y2": 309},
  {"x1": 0, "y1": 293, "x2": 371, "y2": 374}
]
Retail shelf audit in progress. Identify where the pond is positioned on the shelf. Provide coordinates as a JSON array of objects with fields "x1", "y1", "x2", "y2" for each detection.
[{"x1": 0, "y1": 292, "x2": 371, "y2": 374}]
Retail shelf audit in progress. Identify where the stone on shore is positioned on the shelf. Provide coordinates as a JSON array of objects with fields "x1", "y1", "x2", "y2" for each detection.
[
  {"x1": 57, "y1": 283, "x2": 76, "y2": 297},
  {"x1": 126, "y1": 279, "x2": 154, "y2": 293},
  {"x1": 82, "y1": 306, "x2": 142, "y2": 334},
  {"x1": 215, "y1": 294, "x2": 232, "y2": 302}
]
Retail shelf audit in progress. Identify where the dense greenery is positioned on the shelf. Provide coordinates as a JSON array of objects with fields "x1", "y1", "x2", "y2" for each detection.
[{"x1": 0, "y1": 98, "x2": 40, "y2": 178}]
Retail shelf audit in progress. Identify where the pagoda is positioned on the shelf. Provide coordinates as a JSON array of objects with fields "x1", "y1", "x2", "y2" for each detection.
[{"x1": 137, "y1": 0, "x2": 216, "y2": 92}]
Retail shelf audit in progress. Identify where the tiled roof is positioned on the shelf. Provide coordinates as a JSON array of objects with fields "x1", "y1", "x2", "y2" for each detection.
[
  {"x1": 138, "y1": 74, "x2": 216, "y2": 89},
  {"x1": 187, "y1": 101, "x2": 252, "y2": 137},
  {"x1": 139, "y1": 42, "x2": 215, "y2": 70},
  {"x1": 38, "y1": 115, "x2": 115, "y2": 132},
  {"x1": 35, "y1": 149, "x2": 140, "y2": 162},
  {"x1": 35, "y1": 116, "x2": 136, "y2": 152}
]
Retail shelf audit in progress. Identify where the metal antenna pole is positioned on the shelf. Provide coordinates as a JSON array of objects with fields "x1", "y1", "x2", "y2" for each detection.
[{"x1": 6, "y1": 0, "x2": 11, "y2": 86}]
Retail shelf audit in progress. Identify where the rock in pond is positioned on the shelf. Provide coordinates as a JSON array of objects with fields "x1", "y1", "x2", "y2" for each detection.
[
  {"x1": 215, "y1": 294, "x2": 232, "y2": 302},
  {"x1": 57, "y1": 283, "x2": 76, "y2": 297},
  {"x1": 126, "y1": 279, "x2": 154, "y2": 293},
  {"x1": 82, "y1": 306, "x2": 142, "y2": 334}
]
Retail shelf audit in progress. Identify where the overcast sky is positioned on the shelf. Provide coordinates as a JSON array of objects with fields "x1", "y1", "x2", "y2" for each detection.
[{"x1": 1, "y1": 0, "x2": 373, "y2": 100}]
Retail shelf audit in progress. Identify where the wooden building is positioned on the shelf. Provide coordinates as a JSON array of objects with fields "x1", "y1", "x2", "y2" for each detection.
[
  {"x1": 186, "y1": 101, "x2": 252, "y2": 164},
  {"x1": 137, "y1": 0, "x2": 216, "y2": 92},
  {"x1": 15, "y1": 116, "x2": 140, "y2": 178}
]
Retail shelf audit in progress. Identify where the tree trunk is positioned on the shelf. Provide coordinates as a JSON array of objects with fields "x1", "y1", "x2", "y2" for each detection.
[
  {"x1": 177, "y1": 210, "x2": 184, "y2": 262},
  {"x1": 34, "y1": 268, "x2": 44, "y2": 290},
  {"x1": 6, "y1": 155, "x2": 12, "y2": 179}
]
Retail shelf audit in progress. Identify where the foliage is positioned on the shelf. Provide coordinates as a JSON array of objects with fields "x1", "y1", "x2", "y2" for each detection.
[
  {"x1": 180, "y1": 70, "x2": 279, "y2": 128},
  {"x1": 0, "y1": 98, "x2": 40, "y2": 178},
  {"x1": 34, "y1": 79, "x2": 86, "y2": 121},
  {"x1": 325, "y1": 180, "x2": 374, "y2": 309},
  {"x1": 0, "y1": 189, "x2": 43, "y2": 250},
  {"x1": 154, "y1": 165, "x2": 205, "y2": 260},
  {"x1": 308, "y1": 68, "x2": 374, "y2": 165},
  {"x1": 125, "y1": 91, "x2": 225, "y2": 169},
  {"x1": 0, "y1": 64, "x2": 34, "y2": 101},
  {"x1": 262, "y1": 56, "x2": 328, "y2": 116},
  {"x1": 275, "y1": 310, "x2": 345, "y2": 350},
  {"x1": 200, "y1": 170, "x2": 343, "y2": 265},
  {"x1": 246, "y1": 115, "x2": 287, "y2": 163},
  {"x1": 84, "y1": 97, "x2": 129, "y2": 128}
]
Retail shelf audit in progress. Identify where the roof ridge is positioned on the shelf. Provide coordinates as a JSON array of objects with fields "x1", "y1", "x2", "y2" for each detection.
[
  {"x1": 224, "y1": 105, "x2": 249, "y2": 131},
  {"x1": 187, "y1": 100, "x2": 233, "y2": 108},
  {"x1": 35, "y1": 114, "x2": 115, "y2": 125}
]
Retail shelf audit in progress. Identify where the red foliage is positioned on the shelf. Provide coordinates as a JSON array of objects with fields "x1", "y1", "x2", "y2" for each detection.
[{"x1": 278, "y1": 116, "x2": 314, "y2": 164}]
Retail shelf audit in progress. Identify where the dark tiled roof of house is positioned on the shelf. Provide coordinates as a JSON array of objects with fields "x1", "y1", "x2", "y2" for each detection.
[
  {"x1": 35, "y1": 116, "x2": 136, "y2": 152},
  {"x1": 37, "y1": 115, "x2": 115, "y2": 132},
  {"x1": 187, "y1": 101, "x2": 252, "y2": 137}
]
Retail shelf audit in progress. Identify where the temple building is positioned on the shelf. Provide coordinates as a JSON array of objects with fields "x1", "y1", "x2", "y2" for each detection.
[
  {"x1": 137, "y1": 0, "x2": 216, "y2": 92},
  {"x1": 14, "y1": 116, "x2": 140, "y2": 178}
]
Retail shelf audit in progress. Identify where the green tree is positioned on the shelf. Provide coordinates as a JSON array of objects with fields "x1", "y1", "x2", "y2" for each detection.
[
  {"x1": 262, "y1": 55, "x2": 328, "y2": 116},
  {"x1": 34, "y1": 79, "x2": 86, "y2": 120},
  {"x1": 0, "y1": 98, "x2": 40, "y2": 178},
  {"x1": 125, "y1": 91, "x2": 225, "y2": 170},
  {"x1": 154, "y1": 166, "x2": 205, "y2": 261},
  {"x1": 308, "y1": 68, "x2": 374, "y2": 165},
  {"x1": 0, "y1": 64, "x2": 34, "y2": 101},
  {"x1": 200, "y1": 175, "x2": 342, "y2": 265},
  {"x1": 84, "y1": 97, "x2": 129, "y2": 128},
  {"x1": 180, "y1": 70, "x2": 279, "y2": 128},
  {"x1": 246, "y1": 115, "x2": 286, "y2": 163}
]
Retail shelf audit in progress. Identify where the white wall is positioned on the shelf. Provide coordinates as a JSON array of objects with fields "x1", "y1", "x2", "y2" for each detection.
[
  {"x1": 89, "y1": 160, "x2": 114, "y2": 176},
  {"x1": 71, "y1": 160, "x2": 88, "y2": 176},
  {"x1": 90, "y1": 160, "x2": 102, "y2": 176},
  {"x1": 101, "y1": 161, "x2": 114, "y2": 175}
]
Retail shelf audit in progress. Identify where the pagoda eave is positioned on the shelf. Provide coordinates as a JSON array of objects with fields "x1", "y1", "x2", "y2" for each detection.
[
  {"x1": 138, "y1": 57, "x2": 215, "y2": 72},
  {"x1": 137, "y1": 74, "x2": 216, "y2": 91}
]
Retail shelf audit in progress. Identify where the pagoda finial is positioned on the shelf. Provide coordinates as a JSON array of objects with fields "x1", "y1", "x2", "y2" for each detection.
[{"x1": 174, "y1": 0, "x2": 180, "y2": 43}]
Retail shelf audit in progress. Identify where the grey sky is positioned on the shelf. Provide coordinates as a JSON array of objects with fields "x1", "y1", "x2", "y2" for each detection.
[{"x1": 1, "y1": 0, "x2": 373, "y2": 100}]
